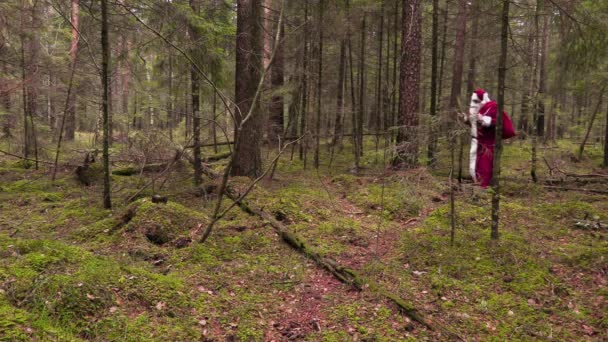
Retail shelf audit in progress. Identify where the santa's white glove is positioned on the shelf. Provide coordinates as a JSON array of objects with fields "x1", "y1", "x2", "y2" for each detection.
[{"x1": 477, "y1": 114, "x2": 492, "y2": 127}]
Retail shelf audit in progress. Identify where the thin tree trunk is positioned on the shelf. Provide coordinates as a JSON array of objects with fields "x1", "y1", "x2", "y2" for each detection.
[
  {"x1": 212, "y1": 89, "x2": 218, "y2": 153},
  {"x1": 536, "y1": 7, "x2": 549, "y2": 137},
  {"x1": 346, "y1": 0, "x2": 359, "y2": 168},
  {"x1": 391, "y1": 0, "x2": 399, "y2": 142},
  {"x1": 53, "y1": 53, "x2": 79, "y2": 181},
  {"x1": 579, "y1": 87, "x2": 606, "y2": 160},
  {"x1": 268, "y1": 1, "x2": 284, "y2": 144},
  {"x1": 313, "y1": 0, "x2": 324, "y2": 169},
  {"x1": 26, "y1": 1, "x2": 40, "y2": 136},
  {"x1": 428, "y1": 0, "x2": 439, "y2": 167},
  {"x1": 374, "y1": 0, "x2": 385, "y2": 138},
  {"x1": 520, "y1": 16, "x2": 535, "y2": 135},
  {"x1": 66, "y1": 0, "x2": 79, "y2": 141},
  {"x1": 530, "y1": 0, "x2": 543, "y2": 183},
  {"x1": 101, "y1": 0, "x2": 112, "y2": 209},
  {"x1": 299, "y1": 1, "x2": 309, "y2": 163},
  {"x1": 168, "y1": 47, "x2": 174, "y2": 142},
  {"x1": 437, "y1": 2, "x2": 449, "y2": 113},
  {"x1": 20, "y1": 27, "x2": 30, "y2": 159},
  {"x1": 190, "y1": 0, "x2": 202, "y2": 185},
  {"x1": 491, "y1": 0, "x2": 510, "y2": 240},
  {"x1": 332, "y1": 39, "x2": 346, "y2": 148},
  {"x1": 358, "y1": 15, "x2": 366, "y2": 159}
]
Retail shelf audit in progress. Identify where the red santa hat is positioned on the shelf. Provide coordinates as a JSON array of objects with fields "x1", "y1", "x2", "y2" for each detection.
[{"x1": 473, "y1": 88, "x2": 491, "y2": 105}]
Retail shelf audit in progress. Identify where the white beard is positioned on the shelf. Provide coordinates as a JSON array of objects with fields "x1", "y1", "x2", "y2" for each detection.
[{"x1": 469, "y1": 102, "x2": 480, "y2": 182}]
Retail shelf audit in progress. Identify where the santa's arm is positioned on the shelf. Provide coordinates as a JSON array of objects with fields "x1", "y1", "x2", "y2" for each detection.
[{"x1": 478, "y1": 105, "x2": 498, "y2": 127}]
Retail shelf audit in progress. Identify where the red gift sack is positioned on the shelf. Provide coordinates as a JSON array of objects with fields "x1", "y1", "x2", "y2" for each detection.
[{"x1": 501, "y1": 111, "x2": 516, "y2": 139}]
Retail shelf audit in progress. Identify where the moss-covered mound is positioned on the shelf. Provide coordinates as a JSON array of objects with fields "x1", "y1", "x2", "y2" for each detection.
[
  {"x1": 0, "y1": 235, "x2": 198, "y2": 341},
  {"x1": 72, "y1": 199, "x2": 208, "y2": 250},
  {"x1": 122, "y1": 199, "x2": 208, "y2": 245}
]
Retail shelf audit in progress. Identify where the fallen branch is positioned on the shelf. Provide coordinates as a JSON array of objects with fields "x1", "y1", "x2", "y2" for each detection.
[
  {"x1": 225, "y1": 189, "x2": 433, "y2": 330},
  {"x1": 0, "y1": 149, "x2": 71, "y2": 167}
]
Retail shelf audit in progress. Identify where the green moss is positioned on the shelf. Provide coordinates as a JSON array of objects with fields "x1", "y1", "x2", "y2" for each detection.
[
  {"x1": 540, "y1": 200, "x2": 603, "y2": 221},
  {"x1": 0, "y1": 235, "x2": 193, "y2": 340}
]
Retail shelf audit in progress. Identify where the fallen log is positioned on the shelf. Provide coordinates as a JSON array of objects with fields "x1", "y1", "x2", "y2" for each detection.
[
  {"x1": 203, "y1": 151, "x2": 231, "y2": 163},
  {"x1": 224, "y1": 188, "x2": 433, "y2": 330},
  {"x1": 542, "y1": 185, "x2": 608, "y2": 194},
  {"x1": 112, "y1": 163, "x2": 170, "y2": 176}
]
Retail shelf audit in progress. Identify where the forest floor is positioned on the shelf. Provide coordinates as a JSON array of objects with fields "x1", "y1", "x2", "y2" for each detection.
[{"x1": 0, "y1": 136, "x2": 607, "y2": 341}]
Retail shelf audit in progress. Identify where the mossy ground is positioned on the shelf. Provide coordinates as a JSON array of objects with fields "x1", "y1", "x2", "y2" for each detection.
[{"x1": 0, "y1": 137, "x2": 606, "y2": 340}]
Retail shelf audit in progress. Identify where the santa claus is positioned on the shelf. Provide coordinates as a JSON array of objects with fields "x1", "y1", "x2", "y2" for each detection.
[{"x1": 465, "y1": 88, "x2": 515, "y2": 187}]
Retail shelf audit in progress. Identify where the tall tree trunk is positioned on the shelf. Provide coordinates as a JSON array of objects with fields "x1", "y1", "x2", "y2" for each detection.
[
  {"x1": 448, "y1": 0, "x2": 467, "y2": 117},
  {"x1": 391, "y1": 0, "x2": 399, "y2": 142},
  {"x1": 313, "y1": 0, "x2": 324, "y2": 169},
  {"x1": 268, "y1": 18, "x2": 285, "y2": 144},
  {"x1": 26, "y1": 0, "x2": 40, "y2": 130},
  {"x1": 346, "y1": 0, "x2": 359, "y2": 168},
  {"x1": 168, "y1": 46, "x2": 173, "y2": 142},
  {"x1": 536, "y1": 7, "x2": 549, "y2": 137},
  {"x1": 520, "y1": 16, "x2": 535, "y2": 135},
  {"x1": 460, "y1": 0, "x2": 478, "y2": 181},
  {"x1": 427, "y1": 0, "x2": 439, "y2": 167},
  {"x1": 332, "y1": 39, "x2": 346, "y2": 148},
  {"x1": 20, "y1": 20, "x2": 30, "y2": 159},
  {"x1": 437, "y1": 2, "x2": 449, "y2": 113},
  {"x1": 394, "y1": 0, "x2": 421, "y2": 167},
  {"x1": 374, "y1": 0, "x2": 385, "y2": 137},
  {"x1": 299, "y1": 1, "x2": 309, "y2": 163},
  {"x1": 491, "y1": 0, "x2": 510, "y2": 240},
  {"x1": 190, "y1": 0, "x2": 202, "y2": 185},
  {"x1": 101, "y1": 0, "x2": 112, "y2": 209},
  {"x1": 530, "y1": 0, "x2": 543, "y2": 182},
  {"x1": 357, "y1": 15, "x2": 366, "y2": 159},
  {"x1": 65, "y1": 0, "x2": 79, "y2": 141},
  {"x1": 232, "y1": 0, "x2": 263, "y2": 177}
]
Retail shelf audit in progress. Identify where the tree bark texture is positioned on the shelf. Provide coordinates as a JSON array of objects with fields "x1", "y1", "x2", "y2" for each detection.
[
  {"x1": 428, "y1": 0, "x2": 439, "y2": 167},
  {"x1": 491, "y1": 0, "x2": 510, "y2": 240},
  {"x1": 101, "y1": 0, "x2": 112, "y2": 209},
  {"x1": 190, "y1": 0, "x2": 202, "y2": 185},
  {"x1": 232, "y1": 0, "x2": 263, "y2": 177},
  {"x1": 394, "y1": 0, "x2": 421, "y2": 168}
]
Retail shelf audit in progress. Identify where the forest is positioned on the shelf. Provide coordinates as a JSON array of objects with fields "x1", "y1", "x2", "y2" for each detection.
[{"x1": 0, "y1": 0, "x2": 607, "y2": 340}]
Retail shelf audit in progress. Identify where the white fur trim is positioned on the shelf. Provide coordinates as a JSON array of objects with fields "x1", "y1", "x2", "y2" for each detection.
[
  {"x1": 468, "y1": 92, "x2": 480, "y2": 182},
  {"x1": 469, "y1": 137, "x2": 478, "y2": 182},
  {"x1": 480, "y1": 115, "x2": 492, "y2": 127},
  {"x1": 481, "y1": 92, "x2": 491, "y2": 105}
]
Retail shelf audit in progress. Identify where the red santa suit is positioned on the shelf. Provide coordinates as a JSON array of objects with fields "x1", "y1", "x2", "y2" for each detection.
[{"x1": 468, "y1": 89, "x2": 513, "y2": 188}]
